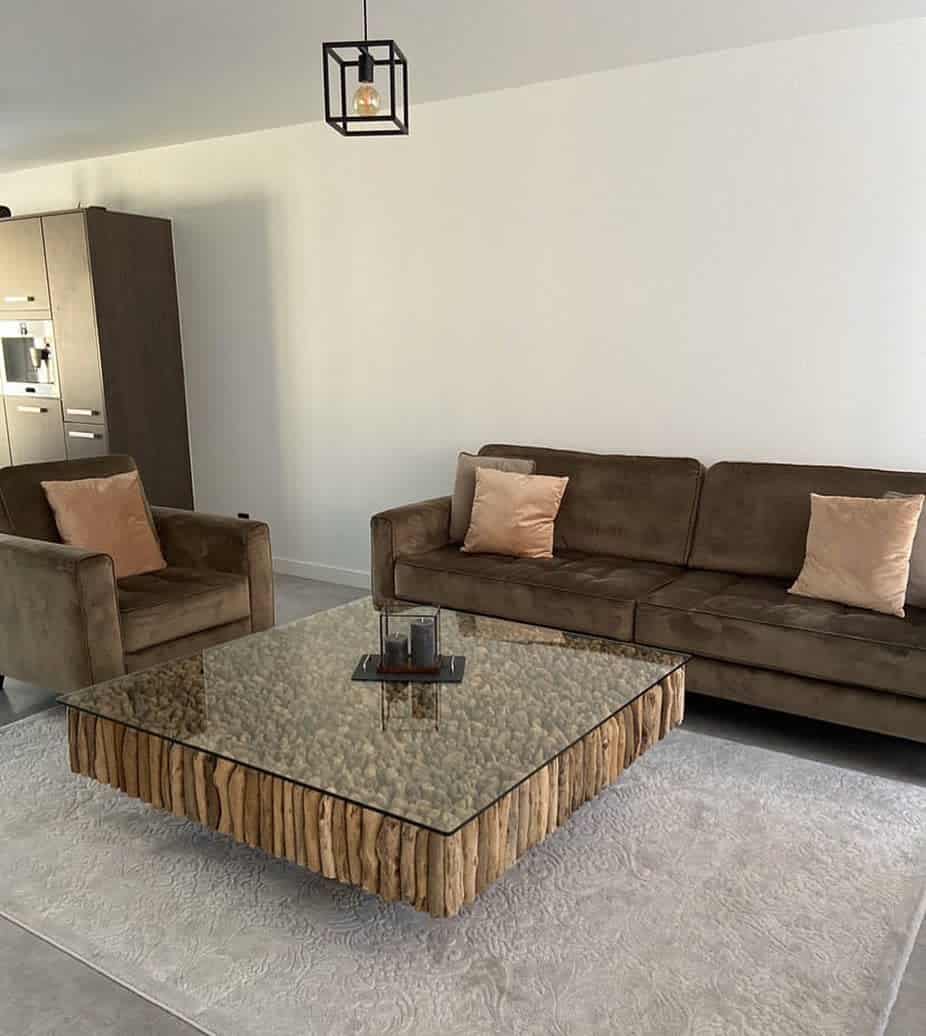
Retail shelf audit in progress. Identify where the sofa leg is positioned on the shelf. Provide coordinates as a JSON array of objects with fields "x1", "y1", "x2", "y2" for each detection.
[{"x1": 0, "y1": 674, "x2": 4, "y2": 690}]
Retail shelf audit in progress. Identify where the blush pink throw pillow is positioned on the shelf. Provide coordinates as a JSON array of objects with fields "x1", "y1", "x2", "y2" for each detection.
[
  {"x1": 41, "y1": 470, "x2": 166, "y2": 579},
  {"x1": 462, "y1": 467, "x2": 569, "y2": 559}
]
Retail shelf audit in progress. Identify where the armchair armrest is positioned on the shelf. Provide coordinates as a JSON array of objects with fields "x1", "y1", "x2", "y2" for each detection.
[
  {"x1": 151, "y1": 508, "x2": 274, "y2": 632},
  {"x1": 371, "y1": 496, "x2": 452, "y2": 608},
  {"x1": 0, "y1": 533, "x2": 123, "y2": 692}
]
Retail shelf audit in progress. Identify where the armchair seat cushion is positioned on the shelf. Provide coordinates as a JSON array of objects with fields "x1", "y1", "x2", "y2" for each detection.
[
  {"x1": 635, "y1": 570, "x2": 926, "y2": 699},
  {"x1": 395, "y1": 547, "x2": 682, "y2": 640},
  {"x1": 118, "y1": 565, "x2": 251, "y2": 654}
]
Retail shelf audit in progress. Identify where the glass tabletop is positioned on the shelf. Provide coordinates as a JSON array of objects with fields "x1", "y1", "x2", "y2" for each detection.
[{"x1": 61, "y1": 599, "x2": 687, "y2": 834}]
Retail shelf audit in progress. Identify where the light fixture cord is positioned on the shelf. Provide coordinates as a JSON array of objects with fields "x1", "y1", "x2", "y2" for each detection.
[{"x1": 362, "y1": 0, "x2": 368, "y2": 40}]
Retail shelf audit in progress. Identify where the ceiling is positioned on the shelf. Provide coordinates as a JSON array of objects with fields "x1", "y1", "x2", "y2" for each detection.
[{"x1": 4, "y1": 0, "x2": 925, "y2": 173}]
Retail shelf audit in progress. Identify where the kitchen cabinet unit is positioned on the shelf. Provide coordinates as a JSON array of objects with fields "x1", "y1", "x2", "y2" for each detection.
[{"x1": 0, "y1": 207, "x2": 192, "y2": 508}]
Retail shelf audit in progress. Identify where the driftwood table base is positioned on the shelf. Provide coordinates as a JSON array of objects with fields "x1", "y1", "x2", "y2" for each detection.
[{"x1": 67, "y1": 667, "x2": 684, "y2": 918}]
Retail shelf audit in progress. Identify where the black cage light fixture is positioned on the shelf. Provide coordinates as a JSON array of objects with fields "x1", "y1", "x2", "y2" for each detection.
[{"x1": 322, "y1": 0, "x2": 408, "y2": 136}]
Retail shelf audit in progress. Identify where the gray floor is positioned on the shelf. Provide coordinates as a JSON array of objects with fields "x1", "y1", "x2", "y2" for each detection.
[{"x1": 0, "y1": 573, "x2": 922, "y2": 1035}]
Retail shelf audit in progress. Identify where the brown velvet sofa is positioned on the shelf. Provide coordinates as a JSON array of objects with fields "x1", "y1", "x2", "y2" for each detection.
[
  {"x1": 0, "y1": 455, "x2": 274, "y2": 692},
  {"x1": 372, "y1": 444, "x2": 926, "y2": 743}
]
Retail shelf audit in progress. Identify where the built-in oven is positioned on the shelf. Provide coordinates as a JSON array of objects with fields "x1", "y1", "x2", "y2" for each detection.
[{"x1": 0, "y1": 319, "x2": 59, "y2": 398}]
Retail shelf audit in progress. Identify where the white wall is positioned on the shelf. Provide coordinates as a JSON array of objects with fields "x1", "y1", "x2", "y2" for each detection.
[{"x1": 0, "y1": 20, "x2": 923, "y2": 585}]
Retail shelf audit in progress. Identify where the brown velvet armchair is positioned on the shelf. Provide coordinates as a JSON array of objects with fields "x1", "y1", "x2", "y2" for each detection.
[{"x1": 0, "y1": 455, "x2": 274, "y2": 693}]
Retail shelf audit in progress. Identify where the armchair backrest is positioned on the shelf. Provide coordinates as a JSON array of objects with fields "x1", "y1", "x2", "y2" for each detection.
[{"x1": 0, "y1": 455, "x2": 141, "y2": 541}]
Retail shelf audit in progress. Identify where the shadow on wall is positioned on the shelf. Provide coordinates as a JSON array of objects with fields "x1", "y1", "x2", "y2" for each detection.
[
  {"x1": 70, "y1": 166, "x2": 129, "y2": 211},
  {"x1": 160, "y1": 196, "x2": 287, "y2": 533},
  {"x1": 58, "y1": 172, "x2": 291, "y2": 525}
]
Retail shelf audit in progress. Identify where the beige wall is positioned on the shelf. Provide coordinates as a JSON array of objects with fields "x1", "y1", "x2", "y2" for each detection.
[{"x1": 0, "y1": 20, "x2": 923, "y2": 584}]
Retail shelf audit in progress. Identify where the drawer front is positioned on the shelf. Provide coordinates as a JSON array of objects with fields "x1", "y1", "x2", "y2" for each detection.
[
  {"x1": 64, "y1": 421, "x2": 109, "y2": 460},
  {"x1": 62, "y1": 403, "x2": 105, "y2": 424},
  {"x1": 5, "y1": 397, "x2": 65, "y2": 465}
]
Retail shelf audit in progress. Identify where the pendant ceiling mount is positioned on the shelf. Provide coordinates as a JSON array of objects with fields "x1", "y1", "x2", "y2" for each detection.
[{"x1": 322, "y1": 0, "x2": 409, "y2": 137}]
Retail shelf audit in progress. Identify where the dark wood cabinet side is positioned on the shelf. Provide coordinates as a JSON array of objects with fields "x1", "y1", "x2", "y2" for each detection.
[{"x1": 85, "y1": 210, "x2": 193, "y2": 509}]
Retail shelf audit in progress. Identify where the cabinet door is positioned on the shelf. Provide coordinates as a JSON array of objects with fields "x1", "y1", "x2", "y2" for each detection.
[
  {"x1": 43, "y1": 213, "x2": 106, "y2": 425},
  {"x1": 64, "y1": 421, "x2": 109, "y2": 460},
  {"x1": 0, "y1": 218, "x2": 50, "y2": 313},
  {"x1": 5, "y1": 398, "x2": 65, "y2": 465},
  {"x1": 0, "y1": 396, "x2": 10, "y2": 467}
]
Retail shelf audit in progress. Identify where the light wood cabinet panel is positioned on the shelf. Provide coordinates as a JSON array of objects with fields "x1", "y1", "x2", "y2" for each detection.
[
  {"x1": 43, "y1": 213, "x2": 106, "y2": 425},
  {"x1": 0, "y1": 218, "x2": 50, "y2": 313},
  {"x1": 5, "y1": 398, "x2": 65, "y2": 465},
  {"x1": 0, "y1": 395, "x2": 10, "y2": 467}
]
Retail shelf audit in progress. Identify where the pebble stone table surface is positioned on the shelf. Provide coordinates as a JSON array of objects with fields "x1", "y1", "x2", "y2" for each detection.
[{"x1": 62, "y1": 599, "x2": 687, "y2": 917}]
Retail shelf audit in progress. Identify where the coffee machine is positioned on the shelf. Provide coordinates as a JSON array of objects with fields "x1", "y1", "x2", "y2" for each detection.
[{"x1": 0, "y1": 319, "x2": 58, "y2": 397}]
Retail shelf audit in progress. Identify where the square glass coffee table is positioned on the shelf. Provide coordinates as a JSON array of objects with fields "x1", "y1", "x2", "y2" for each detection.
[{"x1": 61, "y1": 599, "x2": 687, "y2": 917}]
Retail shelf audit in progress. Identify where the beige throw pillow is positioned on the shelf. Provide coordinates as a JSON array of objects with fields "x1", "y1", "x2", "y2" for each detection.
[
  {"x1": 42, "y1": 470, "x2": 167, "y2": 579},
  {"x1": 884, "y1": 491, "x2": 926, "y2": 609},
  {"x1": 788, "y1": 493, "x2": 925, "y2": 617},
  {"x1": 450, "y1": 452, "x2": 536, "y2": 543},
  {"x1": 462, "y1": 467, "x2": 569, "y2": 559}
]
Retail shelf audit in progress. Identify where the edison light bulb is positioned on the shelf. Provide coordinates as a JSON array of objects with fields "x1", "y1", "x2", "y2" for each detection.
[{"x1": 352, "y1": 82, "x2": 381, "y2": 116}]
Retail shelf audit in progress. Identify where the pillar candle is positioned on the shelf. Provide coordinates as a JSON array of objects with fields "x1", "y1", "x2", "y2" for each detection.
[
  {"x1": 384, "y1": 633, "x2": 409, "y2": 669},
  {"x1": 410, "y1": 618, "x2": 436, "y2": 669}
]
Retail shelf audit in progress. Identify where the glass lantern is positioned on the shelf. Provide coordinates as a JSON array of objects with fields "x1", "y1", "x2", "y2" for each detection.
[{"x1": 378, "y1": 605, "x2": 441, "y2": 675}]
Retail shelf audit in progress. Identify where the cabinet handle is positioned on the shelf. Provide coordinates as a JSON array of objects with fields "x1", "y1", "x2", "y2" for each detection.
[
  {"x1": 66, "y1": 408, "x2": 99, "y2": 417},
  {"x1": 67, "y1": 431, "x2": 101, "y2": 440},
  {"x1": 17, "y1": 405, "x2": 47, "y2": 414},
  {"x1": 3, "y1": 295, "x2": 36, "y2": 303}
]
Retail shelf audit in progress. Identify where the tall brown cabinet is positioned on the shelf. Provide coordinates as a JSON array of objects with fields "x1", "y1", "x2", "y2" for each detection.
[{"x1": 0, "y1": 207, "x2": 193, "y2": 507}]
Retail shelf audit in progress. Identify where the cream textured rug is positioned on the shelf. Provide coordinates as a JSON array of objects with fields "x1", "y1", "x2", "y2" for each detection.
[{"x1": 1, "y1": 709, "x2": 923, "y2": 1036}]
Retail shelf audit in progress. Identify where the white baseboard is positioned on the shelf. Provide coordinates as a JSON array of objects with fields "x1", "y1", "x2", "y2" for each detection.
[{"x1": 273, "y1": 556, "x2": 371, "y2": 590}]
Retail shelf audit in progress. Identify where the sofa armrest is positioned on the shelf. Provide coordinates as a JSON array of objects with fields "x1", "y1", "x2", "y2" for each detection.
[
  {"x1": 371, "y1": 496, "x2": 452, "y2": 608},
  {"x1": 0, "y1": 534, "x2": 123, "y2": 691},
  {"x1": 151, "y1": 507, "x2": 274, "y2": 632}
]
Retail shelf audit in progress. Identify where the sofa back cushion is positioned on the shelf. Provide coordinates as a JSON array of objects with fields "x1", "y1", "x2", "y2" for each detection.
[
  {"x1": 690, "y1": 461, "x2": 926, "y2": 579},
  {"x1": 450, "y1": 452, "x2": 536, "y2": 542},
  {"x1": 478, "y1": 444, "x2": 703, "y2": 565},
  {"x1": 0, "y1": 454, "x2": 141, "y2": 541}
]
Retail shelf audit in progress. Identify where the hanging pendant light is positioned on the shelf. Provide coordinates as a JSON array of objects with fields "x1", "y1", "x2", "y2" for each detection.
[{"x1": 322, "y1": 0, "x2": 409, "y2": 136}]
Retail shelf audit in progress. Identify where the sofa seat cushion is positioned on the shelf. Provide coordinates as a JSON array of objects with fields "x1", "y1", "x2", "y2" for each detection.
[
  {"x1": 635, "y1": 570, "x2": 926, "y2": 699},
  {"x1": 394, "y1": 547, "x2": 683, "y2": 640},
  {"x1": 118, "y1": 565, "x2": 251, "y2": 654}
]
